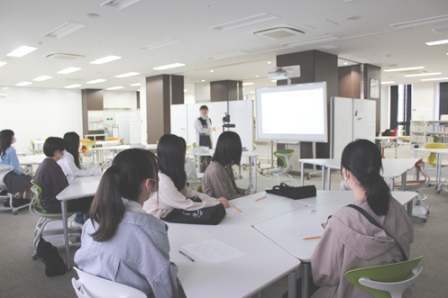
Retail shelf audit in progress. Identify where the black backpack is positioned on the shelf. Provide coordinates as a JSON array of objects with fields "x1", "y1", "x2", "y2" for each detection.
[{"x1": 36, "y1": 236, "x2": 66, "y2": 277}]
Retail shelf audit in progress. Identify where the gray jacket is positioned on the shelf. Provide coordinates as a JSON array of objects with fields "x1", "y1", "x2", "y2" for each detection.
[{"x1": 202, "y1": 161, "x2": 246, "y2": 200}]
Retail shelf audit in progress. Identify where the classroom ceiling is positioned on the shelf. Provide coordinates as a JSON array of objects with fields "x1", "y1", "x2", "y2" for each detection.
[{"x1": 1, "y1": 0, "x2": 448, "y2": 92}]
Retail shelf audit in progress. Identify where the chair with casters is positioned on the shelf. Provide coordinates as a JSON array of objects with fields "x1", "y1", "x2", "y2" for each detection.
[
  {"x1": 268, "y1": 149, "x2": 298, "y2": 186},
  {"x1": 29, "y1": 181, "x2": 81, "y2": 260},
  {"x1": 422, "y1": 143, "x2": 448, "y2": 186},
  {"x1": 393, "y1": 159, "x2": 430, "y2": 222},
  {"x1": 28, "y1": 140, "x2": 40, "y2": 155},
  {"x1": 0, "y1": 164, "x2": 30, "y2": 215},
  {"x1": 72, "y1": 267, "x2": 146, "y2": 298},
  {"x1": 345, "y1": 256, "x2": 423, "y2": 298},
  {"x1": 195, "y1": 184, "x2": 203, "y2": 193}
]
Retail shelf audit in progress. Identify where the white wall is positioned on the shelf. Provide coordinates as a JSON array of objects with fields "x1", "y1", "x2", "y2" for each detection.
[
  {"x1": 103, "y1": 91, "x2": 137, "y2": 110},
  {"x1": 0, "y1": 87, "x2": 82, "y2": 153},
  {"x1": 195, "y1": 82, "x2": 210, "y2": 102},
  {"x1": 184, "y1": 83, "x2": 195, "y2": 104},
  {"x1": 412, "y1": 82, "x2": 436, "y2": 120},
  {"x1": 380, "y1": 85, "x2": 390, "y2": 130}
]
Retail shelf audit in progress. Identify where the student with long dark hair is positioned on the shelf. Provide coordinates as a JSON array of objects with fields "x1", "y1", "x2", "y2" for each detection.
[
  {"x1": 75, "y1": 149, "x2": 186, "y2": 297},
  {"x1": 202, "y1": 131, "x2": 252, "y2": 200},
  {"x1": 0, "y1": 129, "x2": 32, "y2": 206},
  {"x1": 310, "y1": 139, "x2": 414, "y2": 298},
  {"x1": 58, "y1": 132, "x2": 101, "y2": 184},
  {"x1": 143, "y1": 134, "x2": 229, "y2": 219}
]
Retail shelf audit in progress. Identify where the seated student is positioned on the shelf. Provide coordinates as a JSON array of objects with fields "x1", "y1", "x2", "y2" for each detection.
[
  {"x1": 143, "y1": 134, "x2": 229, "y2": 219},
  {"x1": 202, "y1": 131, "x2": 252, "y2": 200},
  {"x1": 75, "y1": 149, "x2": 186, "y2": 298},
  {"x1": 179, "y1": 137, "x2": 197, "y2": 182},
  {"x1": 310, "y1": 139, "x2": 414, "y2": 298},
  {"x1": 0, "y1": 129, "x2": 32, "y2": 206},
  {"x1": 58, "y1": 132, "x2": 101, "y2": 184},
  {"x1": 33, "y1": 137, "x2": 93, "y2": 224}
]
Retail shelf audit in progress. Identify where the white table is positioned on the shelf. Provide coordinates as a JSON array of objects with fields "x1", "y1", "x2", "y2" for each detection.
[
  {"x1": 90, "y1": 144, "x2": 158, "y2": 165},
  {"x1": 376, "y1": 136, "x2": 399, "y2": 158},
  {"x1": 187, "y1": 149, "x2": 259, "y2": 192},
  {"x1": 56, "y1": 176, "x2": 101, "y2": 269},
  {"x1": 18, "y1": 154, "x2": 46, "y2": 166},
  {"x1": 167, "y1": 223, "x2": 301, "y2": 298},
  {"x1": 413, "y1": 147, "x2": 448, "y2": 193}
]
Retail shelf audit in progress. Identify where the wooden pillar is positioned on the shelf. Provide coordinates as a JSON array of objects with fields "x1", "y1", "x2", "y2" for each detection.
[
  {"x1": 210, "y1": 80, "x2": 243, "y2": 102},
  {"x1": 81, "y1": 89, "x2": 104, "y2": 138}
]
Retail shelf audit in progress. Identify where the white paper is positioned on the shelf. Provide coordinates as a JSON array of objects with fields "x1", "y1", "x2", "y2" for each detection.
[
  {"x1": 181, "y1": 239, "x2": 247, "y2": 264},
  {"x1": 279, "y1": 224, "x2": 324, "y2": 240},
  {"x1": 226, "y1": 206, "x2": 264, "y2": 218}
]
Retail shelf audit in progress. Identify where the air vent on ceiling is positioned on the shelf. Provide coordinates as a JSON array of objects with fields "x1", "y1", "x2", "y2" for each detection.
[
  {"x1": 254, "y1": 27, "x2": 304, "y2": 40},
  {"x1": 56, "y1": 78, "x2": 83, "y2": 82},
  {"x1": 46, "y1": 53, "x2": 85, "y2": 60},
  {"x1": 433, "y1": 26, "x2": 448, "y2": 33}
]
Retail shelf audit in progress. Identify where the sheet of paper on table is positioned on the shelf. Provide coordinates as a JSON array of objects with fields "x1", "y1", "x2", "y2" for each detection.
[
  {"x1": 181, "y1": 239, "x2": 247, "y2": 264},
  {"x1": 279, "y1": 224, "x2": 324, "y2": 240}
]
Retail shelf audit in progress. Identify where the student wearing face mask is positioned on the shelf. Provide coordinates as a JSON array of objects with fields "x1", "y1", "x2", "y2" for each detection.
[
  {"x1": 34, "y1": 137, "x2": 93, "y2": 224},
  {"x1": 75, "y1": 149, "x2": 186, "y2": 298},
  {"x1": 0, "y1": 129, "x2": 32, "y2": 206}
]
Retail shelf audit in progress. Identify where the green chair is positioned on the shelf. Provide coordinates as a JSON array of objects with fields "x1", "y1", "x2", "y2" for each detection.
[
  {"x1": 345, "y1": 256, "x2": 423, "y2": 298},
  {"x1": 268, "y1": 149, "x2": 298, "y2": 185}
]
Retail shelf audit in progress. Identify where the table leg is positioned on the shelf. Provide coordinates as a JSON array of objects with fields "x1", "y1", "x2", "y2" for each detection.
[
  {"x1": 395, "y1": 138, "x2": 398, "y2": 159},
  {"x1": 321, "y1": 166, "x2": 325, "y2": 190},
  {"x1": 287, "y1": 270, "x2": 297, "y2": 298},
  {"x1": 254, "y1": 156, "x2": 258, "y2": 193},
  {"x1": 196, "y1": 155, "x2": 200, "y2": 173},
  {"x1": 390, "y1": 178, "x2": 395, "y2": 191},
  {"x1": 301, "y1": 162, "x2": 304, "y2": 186},
  {"x1": 248, "y1": 157, "x2": 253, "y2": 190},
  {"x1": 435, "y1": 154, "x2": 440, "y2": 190},
  {"x1": 302, "y1": 262, "x2": 310, "y2": 298},
  {"x1": 414, "y1": 151, "x2": 418, "y2": 180},
  {"x1": 438, "y1": 153, "x2": 443, "y2": 191},
  {"x1": 401, "y1": 172, "x2": 413, "y2": 218},
  {"x1": 327, "y1": 167, "x2": 332, "y2": 190},
  {"x1": 61, "y1": 200, "x2": 71, "y2": 270}
]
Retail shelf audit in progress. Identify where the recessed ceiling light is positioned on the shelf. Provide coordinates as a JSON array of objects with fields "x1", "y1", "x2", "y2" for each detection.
[
  {"x1": 404, "y1": 72, "x2": 442, "y2": 77},
  {"x1": 90, "y1": 55, "x2": 121, "y2": 64},
  {"x1": 426, "y1": 39, "x2": 448, "y2": 46},
  {"x1": 242, "y1": 82, "x2": 254, "y2": 85},
  {"x1": 33, "y1": 76, "x2": 53, "y2": 81},
  {"x1": 267, "y1": 61, "x2": 272, "y2": 64},
  {"x1": 210, "y1": 70, "x2": 214, "y2": 73},
  {"x1": 87, "y1": 79, "x2": 107, "y2": 84},
  {"x1": 201, "y1": 79, "x2": 205, "y2": 82},
  {"x1": 7, "y1": 46, "x2": 37, "y2": 57},
  {"x1": 65, "y1": 84, "x2": 82, "y2": 88},
  {"x1": 256, "y1": 75, "x2": 259, "y2": 78},
  {"x1": 106, "y1": 86, "x2": 124, "y2": 90},
  {"x1": 16, "y1": 82, "x2": 32, "y2": 86},
  {"x1": 57, "y1": 67, "x2": 81, "y2": 74},
  {"x1": 390, "y1": 14, "x2": 448, "y2": 29},
  {"x1": 210, "y1": 13, "x2": 277, "y2": 31},
  {"x1": 271, "y1": 80, "x2": 277, "y2": 83},
  {"x1": 153, "y1": 63, "x2": 185, "y2": 70},
  {"x1": 115, "y1": 72, "x2": 140, "y2": 78},
  {"x1": 0, "y1": 62, "x2": 7, "y2": 67},
  {"x1": 242, "y1": 89, "x2": 245, "y2": 91},
  {"x1": 421, "y1": 77, "x2": 448, "y2": 81},
  {"x1": 344, "y1": 63, "x2": 348, "y2": 65},
  {"x1": 384, "y1": 66, "x2": 424, "y2": 72},
  {"x1": 381, "y1": 81, "x2": 395, "y2": 85},
  {"x1": 138, "y1": 39, "x2": 181, "y2": 51},
  {"x1": 86, "y1": 13, "x2": 100, "y2": 18},
  {"x1": 184, "y1": 89, "x2": 187, "y2": 92},
  {"x1": 130, "y1": 83, "x2": 140, "y2": 86},
  {"x1": 42, "y1": 22, "x2": 86, "y2": 39},
  {"x1": 100, "y1": 0, "x2": 142, "y2": 10}
]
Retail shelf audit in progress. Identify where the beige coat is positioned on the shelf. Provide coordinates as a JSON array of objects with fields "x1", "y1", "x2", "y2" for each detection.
[
  {"x1": 311, "y1": 197, "x2": 414, "y2": 298},
  {"x1": 202, "y1": 161, "x2": 246, "y2": 200}
]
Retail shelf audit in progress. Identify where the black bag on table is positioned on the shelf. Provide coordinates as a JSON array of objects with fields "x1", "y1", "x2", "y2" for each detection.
[
  {"x1": 266, "y1": 183, "x2": 317, "y2": 200},
  {"x1": 36, "y1": 236, "x2": 66, "y2": 277},
  {"x1": 162, "y1": 196, "x2": 226, "y2": 225}
]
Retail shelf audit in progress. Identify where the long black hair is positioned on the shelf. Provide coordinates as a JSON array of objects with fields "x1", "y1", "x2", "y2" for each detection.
[
  {"x1": 43, "y1": 137, "x2": 65, "y2": 157},
  {"x1": 212, "y1": 131, "x2": 242, "y2": 166},
  {"x1": 157, "y1": 134, "x2": 186, "y2": 191},
  {"x1": 341, "y1": 139, "x2": 390, "y2": 216},
  {"x1": 63, "y1": 132, "x2": 81, "y2": 168},
  {"x1": 89, "y1": 149, "x2": 158, "y2": 242},
  {"x1": 0, "y1": 129, "x2": 14, "y2": 158}
]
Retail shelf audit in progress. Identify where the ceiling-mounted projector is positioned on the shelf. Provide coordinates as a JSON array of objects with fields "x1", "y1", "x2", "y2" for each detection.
[{"x1": 267, "y1": 68, "x2": 288, "y2": 80}]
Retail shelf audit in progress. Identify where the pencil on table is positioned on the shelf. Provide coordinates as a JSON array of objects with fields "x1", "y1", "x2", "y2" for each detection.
[
  {"x1": 233, "y1": 206, "x2": 242, "y2": 212},
  {"x1": 304, "y1": 236, "x2": 321, "y2": 240},
  {"x1": 256, "y1": 196, "x2": 266, "y2": 201}
]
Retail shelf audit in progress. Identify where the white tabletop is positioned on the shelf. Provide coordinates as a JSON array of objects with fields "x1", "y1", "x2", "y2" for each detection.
[
  {"x1": 375, "y1": 136, "x2": 398, "y2": 140},
  {"x1": 187, "y1": 149, "x2": 258, "y2": 157},
  {"x1": 93, "y1": 140, "x2": 121, "y2": 146},
  {"x1": 413, "y1": 148, "x2": 448, "y2": 154},
  {"x1": 18, "y1": 154, "x2": 46, "y2": 165},
  {"x1": 91, "y1": 144, "x2": 157, "y2": 151},
  {"x1": 167, "y1": 224, "x2": 301, "y2": 298},
  {"x1": 254, "y1": 204, "x2": 342, "y2": 262},
  {"x1": 56, "y1": 176, "x2": 101, "y2": 201},
  {"x1": 298, "y1": 158, "x2": 328, "y2": 166}
]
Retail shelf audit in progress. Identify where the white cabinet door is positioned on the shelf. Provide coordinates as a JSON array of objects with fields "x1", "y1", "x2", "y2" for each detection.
[
  {"x1": 353, "y1": 99, "x2": 376, "y2": 143},
  {"x1": 332, "y1": 97, "x2": 353, "y2": 158}
]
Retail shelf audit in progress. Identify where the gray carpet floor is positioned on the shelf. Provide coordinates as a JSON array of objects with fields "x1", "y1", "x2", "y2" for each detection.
[{"x1": 1, "y1": 145, "x2": 447, "y2": 298}]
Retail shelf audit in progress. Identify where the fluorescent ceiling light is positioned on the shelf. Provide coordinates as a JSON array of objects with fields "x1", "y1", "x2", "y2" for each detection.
[
  {"x1": 271, "y1": 80, "x2": 277, "y2": 82},
  {"x1": 0, "y1": 62, "x2": 7, "y2": 67},
  {"x1": 33, "y1": 76, "x2": 52, "y2": 81},
  {"x1": 42, "y1": 22, "x2": 85, "y2": 39},
  {"x1": 384, "y1": 66, "x2": 424, "y2": 72},
  {"x1": 90, "y1": 55, "x2": 121, "y2": 64},
  {"x1": 404, "y1": 72, "x2": 442, "y2": 77},
  {"x1": 106, "y1": 86, "x2": 124, "y2": 90},
  {"x1": 153, "y1": 63, "x2": 185, "y2": 70},
  {"x1": 65, "y1": 84, "x2": 82, "y2": 88},
  {"x1": 57, "y1": 67, "x2": 81, "y2": 74},
  {"x1": 210, "y1": 13, "x2": 276, "y2": 31},
  {"x1": 204, "y1": 51, "x2": 248, "y2": 60},
  {"x1": 390, "y1": 14, "x2": 448, "y2": 29},
  {"x1": 115, "y1": 72, "x2": 140, "y2": 78},
  {"x1": 7, "y1": 46, "x2": 37, "y2": 57},
  {"x1": 280, "y1": 35, "x2": 338, "y2": 47},
  {"x1": 426, "y1": 39, "x2": 448, "y2": 46},
  {"x1": 421, "y1": 77, "x2": 448, "y2": 81},
  {"x1": 16, "y1": 82, "x2": 32, "y2": 86},
  {"x1": 130, "y1": 83, "x2": 140, "y2": 86},
  {"x1": 138, "y1": 39, "x2": 181, "y2": 51},
  {"x1": 249, "y1": 91, "x2": 255, "y2": 94},
  {"x1": 86, "y1": 79, "x2": 106, "y2": 84},
  {"x1": 242, "y1": 82, "x2": 254, "y2": 85},
  {"x1": 101, "y1": 0, "x2": 141, "y2": 9},
  {"x1": 381, "y1": 81, "x2": 395, "y2": 85}
]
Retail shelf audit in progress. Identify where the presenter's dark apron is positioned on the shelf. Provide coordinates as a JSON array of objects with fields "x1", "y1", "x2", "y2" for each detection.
[{"x1": 198, "y1": 117, "x2": 212, "y2": 148}]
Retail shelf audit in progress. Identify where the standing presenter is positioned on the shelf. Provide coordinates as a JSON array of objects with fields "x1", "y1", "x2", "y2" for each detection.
[{"x1": 194, "y1": 105, "x2": 218, "y2": 172}]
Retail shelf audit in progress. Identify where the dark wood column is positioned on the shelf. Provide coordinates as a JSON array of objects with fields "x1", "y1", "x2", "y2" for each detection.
[
  {"x1": 81, "y1": 89, "x2": 104, "y2": 138},
  {"x1": 338, "y1": 65, "x2": 361, "y2": 98},
  {"x1": 210, "y1": 80, "x2": 243, "y2": 102}
]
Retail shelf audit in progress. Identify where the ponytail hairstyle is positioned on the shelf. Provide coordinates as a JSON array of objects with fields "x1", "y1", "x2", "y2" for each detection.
[
  {"x1": 341, "y1": 139, "x2": 390, "y2": 216},
  {"x1": 0, "y1": 129, "x2": 14, "y2": 158},
  {"x1": 157, "y1": 134, "x2": 186, "y2": 191},
  {"x1": 63, "y1": 132, "x2": 81, "y2": 169},
  {"x1": 212, "y1": 131, "x2": 242, "y2": 166},
  {"x1": 89, "y1": 149, "x2": 158, "y2": 242}
]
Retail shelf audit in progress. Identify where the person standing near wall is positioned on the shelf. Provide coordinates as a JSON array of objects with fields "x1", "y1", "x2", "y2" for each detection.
[{"x1": 194, "y1": 105, "x2": 218, "y2": 172}]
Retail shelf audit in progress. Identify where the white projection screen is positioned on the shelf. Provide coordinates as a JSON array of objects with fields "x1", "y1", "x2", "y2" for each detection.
[{"x1": 256, "y1": 82, "x2": 328, "y2": 142}]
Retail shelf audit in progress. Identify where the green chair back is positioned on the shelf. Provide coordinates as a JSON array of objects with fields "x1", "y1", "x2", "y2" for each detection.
[
  {"x1": 344, "y1": 256, "x2": 423, "y2": 298},
  {"x1": 273, "y1": 149, "x2": 295, "y2": 170},
  {"x1": 424, "y1": 143, "x2": 446, "y2": 164},
  {"x1": 196, "y1": 184, "x2": 203, "y2": 193},
  {"x1": 30, "y1": 181, "x2": 61, "y2": 216}
]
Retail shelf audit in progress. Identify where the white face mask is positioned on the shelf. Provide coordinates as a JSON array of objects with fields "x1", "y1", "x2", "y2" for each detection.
[
  {"x1": 11, "y1": 137, "x2": 16, "y2": 144},
  {"x1": 58, "y1": 150, "x2": 65, "y2": 159}
]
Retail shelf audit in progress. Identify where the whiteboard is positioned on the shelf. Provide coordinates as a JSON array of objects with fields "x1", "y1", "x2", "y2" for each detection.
[
  {"x1": 171, "y1": 105, "x2": 188, "y2": 140},
  {"x1": 331, "y1": 97, "x2": 353, "y2": 159}
]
